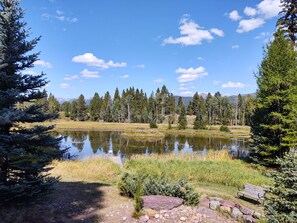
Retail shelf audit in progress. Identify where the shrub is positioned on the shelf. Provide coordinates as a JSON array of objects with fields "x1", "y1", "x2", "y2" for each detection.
[
  {"x1": 220, "y1": 125, "x2": 230, "y2": 132},
  {"x1": 149, "y1": 120, "x2": 158, "y2": 128},
  {"x1": 118, "y1": 172, "x2": 199, "y2": 205},
  {"x1": 132, "y1": 180, "x2": 143, "y2": 218}
]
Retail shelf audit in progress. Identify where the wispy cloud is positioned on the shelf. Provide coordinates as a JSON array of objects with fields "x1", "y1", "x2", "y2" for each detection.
[
  {"x1": 42, "y1": 10, "x2": 78, "y2": 23},
  {"x1": 176, "y1": 66, "x2": 208, "y2": 83},
  {"x1": 229, "y1": 10, "x2": 241, "y2": 21},
  {"x1": 163, "y1": 15, "x2": 223, "y2": 46},
  {"x1": 154, "y1": 78, "x2": 164, "y2": 83},
  {"x1": 222, "y1": 81, "x2": 249, "y2": 88},
  {"x1": 232, "y1": 45, "x2": 239, "y2": 49},
  {"x1": 244, "y1": 7, "x2": 257, "y2": 17},
  {"x1": 23, "y1": 70, "x2": 37, "y2": 75},
  {"x1": 210, "y1": 28, "x2": 224, "y2": 37},
  {"x1": 60, "y1": 83, "x2": 70, "y2": 89},
  {"x1": 72, "y1": 53, "x2": 127, "y2": 69},
  {"x1": 179, "y1": 91, "x2": 195, "y2": 96},
  {"x1": 81, "y1": 69, "x2": 100, "y2": 78},
  {"x1": 64, "y1": 74, "x2": 78, "y2": 80},
  {"x1": 197, "y1": 57, "x2": 204, "y2": 61},
  {"x1": 236, "y1": 18, "x2": 265, "y2": 33},
  {"x1": 34, "y1": 60, "x2": 52, "y2": 69},
  {"x1": 133, "y1": 64, "x2": 145, "y2": 68},
  {"x1": 120, "y1": 74, "x2": 129, "y2": 78}
]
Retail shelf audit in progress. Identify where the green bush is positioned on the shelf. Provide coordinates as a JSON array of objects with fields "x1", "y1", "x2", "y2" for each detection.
[
  {"x1": 118, "y1": 172, "x2": 199, "y2": 206},
  {"x1": 220, "y1": 125, "x2": 230, "y2": 132},
  {"x1": 132, "y1": 180, "x2": 143, "y2": 218},
  {"x1": 149, "y1": 120, "x2": 158, "y2": 128}
]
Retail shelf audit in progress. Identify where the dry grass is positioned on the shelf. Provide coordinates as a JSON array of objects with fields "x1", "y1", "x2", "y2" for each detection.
[
  {"x1": 26, "y1": 118, "x2": 251, "y2": 138},
  {"x1": 50, "y1": 157, "x2": 121, "y2": 185}
]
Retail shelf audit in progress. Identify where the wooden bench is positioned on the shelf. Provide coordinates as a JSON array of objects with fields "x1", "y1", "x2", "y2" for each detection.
[{"x1": 237, "y1": 183, "x2": 266, "y2": 203}]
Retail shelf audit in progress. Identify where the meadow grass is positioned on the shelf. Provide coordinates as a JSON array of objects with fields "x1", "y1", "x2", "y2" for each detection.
[
  {"x1": 124, "y1": 151, "x2": 270, "y2": 188},
  {"x1": 50, "y1": 157, "x2": 121, "y2": 185}
]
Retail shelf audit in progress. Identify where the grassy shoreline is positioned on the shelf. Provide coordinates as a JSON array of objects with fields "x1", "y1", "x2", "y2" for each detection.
[{"x1": 27, "y1": 119, "x2": 251, "y2": 139}]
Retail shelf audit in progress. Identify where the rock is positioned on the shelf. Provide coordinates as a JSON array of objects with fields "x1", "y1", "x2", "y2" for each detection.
[
  {"x1": 141, "y1": 195, "x2": 183, "y2": 211},
  {"x1": 139, "y1": 215, "x2": 149, "y2": 222},
  {"x1": 209, "y1": 200, "x2": 220, "y2": 210},
  {"x1": 180, "y1": 216, "x2": 187, "y2": 221},
  {"x1": 154, "y1": 214, "x2": 160, "y2": 219},
  {"x1": 231, "y1": 207, "x2": 243, "y2": 219},
  {"x1": 143, "y1": 208, "x2": 156, "y2": 218},
  {"x1": 219, "y1": 206, "x2": 231, "y2": 214},
  {"x1": 199, "y1": 198, "x2": 210, "y2": 208},
  {"x1": 219, "y1": 200, "x2": 236, "y2": 208},
  {"x1": 234, "y1": 203, "x2": 242, "y2": 209},
  {"x1": 240, "y1": 207, "x2": 254, "y2": 215},
  {"x1": 253, "y1": 211, "x2": 261, "y2": 219},
  {"x1": 243, "y1": 215, "x2": 256, "y2": 223},
  {"x1": 122, "y1": 216, "x2": 127, "y2": 221}
]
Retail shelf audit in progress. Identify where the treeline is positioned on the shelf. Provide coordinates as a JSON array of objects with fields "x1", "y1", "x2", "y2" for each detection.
[{"x1": 39, "y1": 85, "x2": 255, "y2": 126}]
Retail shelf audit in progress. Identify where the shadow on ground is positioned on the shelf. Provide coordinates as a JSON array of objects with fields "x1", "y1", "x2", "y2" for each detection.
[{"x1": 0, "y1": 181, "x2": 108, "y2": 223}]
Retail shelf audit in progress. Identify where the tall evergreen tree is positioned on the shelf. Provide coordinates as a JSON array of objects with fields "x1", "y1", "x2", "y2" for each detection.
[
  {"x1": 265, "y1": 149, "x2": 297, "y2": 222},
  {"x1": 76, "y1": 94, "x2": 87, "y2": 121},
  {"x1": 0, "y1": 0, "x2": 64, "y2": 203},
  {"x1": 278, "y1": 0, "x2": 297, "y2": 45},
  {"x1": 89, "y1": 92, "x2": 101, "y2": 121},
  {"x1": 176, "y1": 96, "x2": 184, "y2": 115},
  {"x1": 47, "y1": 93, "x2": 60, "y2": 114},
  {"x1": 178, "y1": 105, "x2": 187, "y2": 130},
  {"x1": 193, "y1": 106, "x2": 206, "y2": 130},
  {"x1": 251, "y1": 31, "x2": 297, "y2": 166}
]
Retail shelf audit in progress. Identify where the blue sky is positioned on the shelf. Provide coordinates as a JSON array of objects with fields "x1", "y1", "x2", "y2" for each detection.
[{"x1": 20, "y1": 0, "x2": 281, "y2": 99}]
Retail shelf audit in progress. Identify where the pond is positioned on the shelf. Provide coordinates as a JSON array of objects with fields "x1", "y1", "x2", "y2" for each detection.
[{"x1": 59, "y1": 131, "x2": 250, "y2": 160}]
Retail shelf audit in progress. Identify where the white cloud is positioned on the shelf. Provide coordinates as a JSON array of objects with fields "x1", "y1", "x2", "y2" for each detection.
[
  {"x1": 163, "y1": 16, "x2": 220, "y2": 46},
  {"x1": 72, "y1": 53, "x2": 127, "y2": 69},
  {"x1": 222, "y1": 81, "x2": 248, "y2": 88},
  {"x1": 23, "y1": 70, "x2": 37, "y2": 75},
  {"x1": 213, "y1": 80, "x2": 221, "y2": 85},
  {"x1": 257, "y1": 0, "x2": 281, "y2": 19},
  {"x1": 42, "y1": 10, "x2": 78, "y2": 23},
  {"x1": 133, "y1": 64, "x2": 145, "y2": 68},
  {"x1": 244, "y1": 7, "x2": 257, "y2": 17},
  {"x1": 210, "y1": 28, "x2": 224, "y2": 37},
  {"x1": 236, "y1": 18, "x2": 265, "y2": 33},
  {"x1": 60, "y1": 83, "x2": 70, "y2": 89},
  {"x1": 197, "y1": 57, "x2": 204, "y2": 61},
  {"x1": 56, "y1": 10, "x2": 63, "y2": 15},
  {"x1": 69, "y1": 18, "x2": 78, "y2": 23},
  {"x1": 64, "y1": 74, "x2": 78, "y2": 80},
  {"x1": 81, "y1": 69, "x2": 100, "y2": 78},
  {"x1": 229, "y1": 10, "x2": 241, "y2": 21},
  {"x1": 255, "y1": 32, "x2": 270, "y2": 39},
  {"x1": 120, "y1": 74, "x2": 129, "y2": 78},
  {"x1": 179, "y1": 91, "x2": 195, "y2": 97},
  {"x1": 154, "y1": 78, "x2": 164, "y2": 83},
  {"x1": 232, "y1": 45, "x2": 239, "y2": 49},
  {"x1": 34, "y1": 60, "x2": 52, "y2": 68},
  {"x1": 176, "y1": 66, "x2": 208, "y2": 83}
]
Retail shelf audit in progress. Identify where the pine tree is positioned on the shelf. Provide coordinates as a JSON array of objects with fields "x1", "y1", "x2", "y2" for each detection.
[
  {"x1": 178, "y1": 105, "x2": 187, "y2": 130},
  {"x1": 251, "y1": 31, "x2": 297, "y2": 166},
  {"x1": 77, "y1": 94, "x2": 87, "y2": 121},
  {"x1": 89, "y1": 92, "x2": 101, "y2": 121},
  {"x1": 176, "y1": 96, "x2": 184, "y2": 115},
  {"x1": 47, "y1": 93, "x2": 60, "y2": 114},
  {"x1": 70, "y1": 100, "x2": 77, "y2": 120},
  {"x1": 193, "y1": 106, "x2": 206, "y2": 130},
  {"x1": 265, "y1": 149, "x2": 297, "y2": 222},
  {"x1": 0, "y1": 0, "x2": 64, "y2": 203},
  {"x1": 278, "y1": 0, "x2": 297, "y2": 45}
]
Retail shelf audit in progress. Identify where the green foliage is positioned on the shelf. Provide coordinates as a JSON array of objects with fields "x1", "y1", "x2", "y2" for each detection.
[
  {"x1": 149, "y1": 119, "x2": 158, "y2": 128},
  {"x1": 220, "y1": 125, "x2": 230, "y2": 132},
  {"x1": 0, "y1": 0, "x2": 64, "y2": 204},
  {"x1": 251, "y1": 31, "x2": 297, "y2": 166},
  {"x1": 178, "y1": 105, "x2": 187, "y2": 130},
  {"x1": 132, "y1": 180, "x2": 143, "y2": 218},
  {"x1": 119, "y1": 172, "x2": 199, "y2": 205},
  {"x1": 193, "y1": 107, "x2": 206, "y2": 130},
  {"x1": 265, "y1": 150, "x2": 297, "y2": 223},
  {"x1": 89, "y1": 92, "x2": 101, "y2": 121}
]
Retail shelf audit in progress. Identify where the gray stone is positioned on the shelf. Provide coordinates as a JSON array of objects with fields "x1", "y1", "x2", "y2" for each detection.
[
  {"x1": 209, "y1": 200, "x2": 220, "y2": 210},
  {"x1": 253, "y1": 211, "x2": 262, "y2": 219},
  {"x1": 231, "y1": 207, "x2": 243, "y2": 219},
  {"x1": 139, "y1": 215, "x2": 149, "y2": 222},
  {"x1": 240, "y1": 207, "x2": 254, "y2": 215},
  {"x1": 209, "y1": 197, "x2": 223, "y2": 201},
  {"x1": 154, "y1": 214, "x2": 160, "y2": 219},
  {"x1": 180, "y1": 216, "x2": 187, "y2": 221},
  {"x1": 143, "y1": 208, "x2": 156, "y2": 218},
  {"x1": 141, "y1": 195, "x2": 183, "y2": 211},
  {"x1": 243, "y1": 215, "x2": 256, "y2": 223}
]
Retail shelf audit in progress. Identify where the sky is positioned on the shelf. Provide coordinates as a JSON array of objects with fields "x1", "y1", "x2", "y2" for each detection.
[{"x1": 20, "y1": 0, "x2": 281, "y2": 99}]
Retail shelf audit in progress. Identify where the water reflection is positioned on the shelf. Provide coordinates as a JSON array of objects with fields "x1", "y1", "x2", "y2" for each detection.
[{"x1": 59, "y1": 131, "x2": 250, "y2": 160}]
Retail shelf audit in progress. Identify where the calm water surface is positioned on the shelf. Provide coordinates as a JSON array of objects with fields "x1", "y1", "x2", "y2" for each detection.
[{"x1": 59, "y1": 131, "x2": 250, "y2": 159}]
